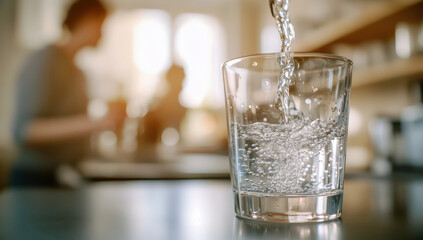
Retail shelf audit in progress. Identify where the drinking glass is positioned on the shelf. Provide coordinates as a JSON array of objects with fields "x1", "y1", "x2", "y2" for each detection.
[{"x1": 223, "y1": 53, "x2": 352, "y2": 222}]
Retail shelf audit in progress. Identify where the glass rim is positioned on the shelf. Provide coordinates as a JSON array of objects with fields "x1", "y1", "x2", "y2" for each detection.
[{"x1": 223, "y1": 52, "x2": 353, "y2": 69}]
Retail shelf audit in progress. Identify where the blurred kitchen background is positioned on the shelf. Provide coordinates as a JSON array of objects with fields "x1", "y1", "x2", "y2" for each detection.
[{"x1": 1, "y1": 0, "x2": 423, "y2": 189}]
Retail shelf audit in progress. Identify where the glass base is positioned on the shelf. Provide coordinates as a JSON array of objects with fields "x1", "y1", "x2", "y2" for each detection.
[{"x1": 234, "y1": 191, "x2": 343, "y2": 223}]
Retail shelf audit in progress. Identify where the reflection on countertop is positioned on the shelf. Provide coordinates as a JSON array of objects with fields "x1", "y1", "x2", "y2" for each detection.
[{"x1": 234, "y1": 218, "x2": 342, "y2": 240}]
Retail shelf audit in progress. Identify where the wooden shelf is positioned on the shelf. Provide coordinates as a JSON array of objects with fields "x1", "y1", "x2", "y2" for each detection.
[
  {"x1": 295, "y1": 0, "x2": 423, "y2": 52},
  {"x1": 352, "y1": 56, "x2": 423, "y2": 88}
]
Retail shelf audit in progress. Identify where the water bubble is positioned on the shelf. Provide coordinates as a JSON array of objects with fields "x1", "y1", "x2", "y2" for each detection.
[
  {"x1": 252, "y1": 61, "x2": 258, "y2": 67},
  {"x1": 263, "y1": 118, "x2": 267, "y2": 122},
  {"x1": 312, "y1": 86, "x2": 318, "y2": 93},
  {"x1": 236, "y1": 115, "x2": 345, "y2": 193},
  {"x1": 305, "y1": 98, "x2": 312, "y2": 104}
]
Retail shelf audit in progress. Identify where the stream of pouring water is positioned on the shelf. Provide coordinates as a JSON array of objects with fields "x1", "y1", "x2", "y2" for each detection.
[{"x1": 270, "y1": 0, "x2": 296, "y2": 123}]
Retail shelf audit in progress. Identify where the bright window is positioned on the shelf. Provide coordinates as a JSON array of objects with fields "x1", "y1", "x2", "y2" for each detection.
[
  {"x1": 175, "y1": 14, "x2": 226, "y2": 109},
  {"x1": 77, "y1": 9, "x2": 171, "y2": 111},
  {"x1": 133, "y1": 10, "x2": 171, "y2": 75}
]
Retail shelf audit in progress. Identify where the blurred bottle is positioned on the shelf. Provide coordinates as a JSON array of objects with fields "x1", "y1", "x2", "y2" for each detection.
[
  {"x1": 371, "y1": 81, "x2": 423, "y2": 172},
  {"x1": 401, "y1": 81, "x2": 423, "y2": 168},
  {"x1": 107, "y1": 83, "x2": 128, "y2": 148},
  {"x1": 395, "y1": 22, "x2": 422, "y2": 59},
  {"x1": 369, "y1": 117, "x2": 396, "y2": 176},
  {"x1": 417, "y1": 20, "x2": 423, "y2": 53}
]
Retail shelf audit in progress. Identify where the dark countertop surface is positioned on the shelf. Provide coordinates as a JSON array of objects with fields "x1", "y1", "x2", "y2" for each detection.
[{"x1": 1, "y1": 175, "x2": 423, "y2": 240}]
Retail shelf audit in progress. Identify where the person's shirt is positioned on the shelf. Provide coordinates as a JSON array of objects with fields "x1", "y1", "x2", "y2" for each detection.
[{"x1": 13, "y1": 45, "x2": 90, "y2": 171}]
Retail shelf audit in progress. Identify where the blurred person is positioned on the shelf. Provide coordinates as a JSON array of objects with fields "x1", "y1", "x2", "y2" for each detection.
[
  {"x1": 139, "y1": 64, "x2": 186, "y2": 146},
  {"x1": 11, "y1": 0, "x2": 125, "y2": 187}
]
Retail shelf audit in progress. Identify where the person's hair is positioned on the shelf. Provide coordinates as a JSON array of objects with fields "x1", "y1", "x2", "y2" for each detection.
[{"x1": 63, "y1": 0, "x2": 108, "y2": 32}]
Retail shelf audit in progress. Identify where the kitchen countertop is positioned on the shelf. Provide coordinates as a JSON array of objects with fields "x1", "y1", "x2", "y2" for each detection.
[{"x1": 1, "y1": 175, "x2": 423, "y2": 240}]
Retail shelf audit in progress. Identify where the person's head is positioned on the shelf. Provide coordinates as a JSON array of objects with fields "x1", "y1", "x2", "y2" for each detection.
[
  {"x1": 63, "y1": 0, "x2": 108, "y2": 47},
  {"x1": 166, "y1": 64, "x2": 185, "y2": 91}
]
